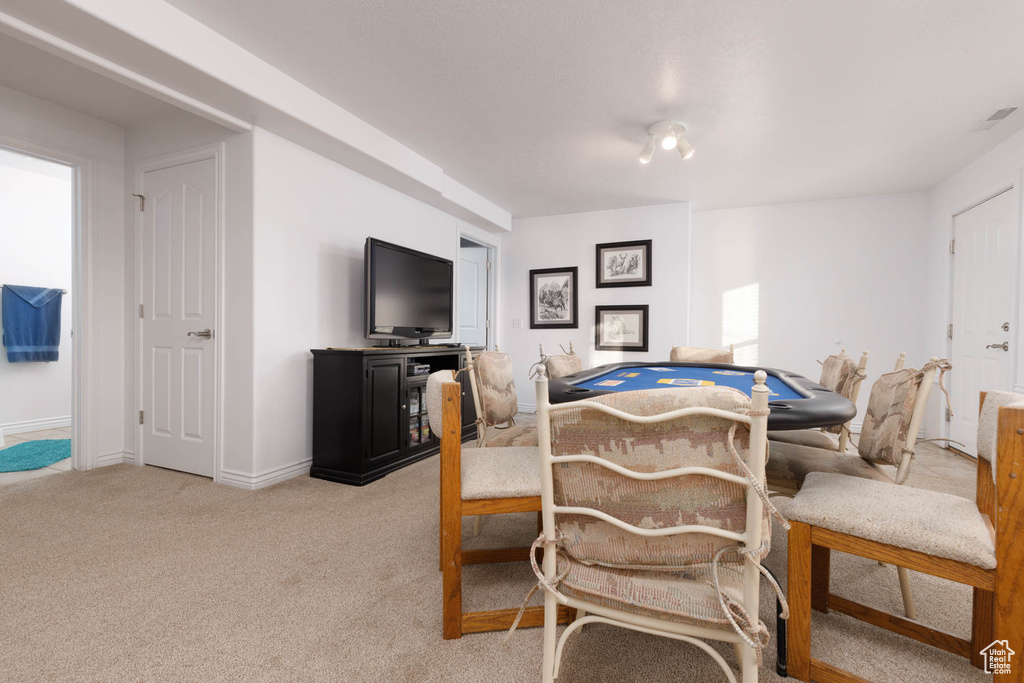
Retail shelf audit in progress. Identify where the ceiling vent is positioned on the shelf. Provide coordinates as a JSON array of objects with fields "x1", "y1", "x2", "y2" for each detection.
[{"x1": 973, "y1": 107, "x2": 1018, "y2": 131}]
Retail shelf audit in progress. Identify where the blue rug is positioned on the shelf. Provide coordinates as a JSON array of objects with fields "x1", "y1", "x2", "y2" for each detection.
[{"x1": 0, "y1": 439, "x2": 71, "y2": 472}]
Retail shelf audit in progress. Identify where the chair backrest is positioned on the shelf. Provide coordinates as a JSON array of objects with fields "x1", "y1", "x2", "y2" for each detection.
[
  {"x1": 857, "y1": 357, "x2": 951, "y2": 483},
  {"x1": 465, "y1": 345, "x2": 519, "y2": 428},
  {"x1": 818, "y1": 350, "x2": 868, "y2": 439},
  {"x1": 535, "y1": 371, "x2": 771, "y2": 572},
  {"x1": 425, "y1": 369, "x2": 457, "y2": 431},
  {"x1": 669, "y1": 344, "x2": 734, "y2": 364},
  {"x1": 539, "y1": 341, "x2": 583, "y2": 379}
]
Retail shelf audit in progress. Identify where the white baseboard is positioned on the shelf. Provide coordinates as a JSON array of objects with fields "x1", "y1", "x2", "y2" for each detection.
[
  {"x1": 122, "y1": 451, "x2": 137, "y2": 465},
  {"x1": 96, "y1": 451, "x2": 128, "y2": 467},
  {"x1": 1, "y1": 416, "x2": 72, "y2": 435},
  {"x1": 219, "y1": 458, "x2": 312, "y2": 490}
]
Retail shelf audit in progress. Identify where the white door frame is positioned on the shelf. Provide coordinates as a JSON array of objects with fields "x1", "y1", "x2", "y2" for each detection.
[
  {"x1": 945, "y1": 175, "x2": 1023, "y2": 444},
  {"x1": 0, "y1": 133, "x2": 97, "y2": 471},
  {"x1": 456, "y1": 229, "x2": 500, "y2": 350},
  {"x1": 134, "y1": 142, "x2": 225, "y2": 482}
]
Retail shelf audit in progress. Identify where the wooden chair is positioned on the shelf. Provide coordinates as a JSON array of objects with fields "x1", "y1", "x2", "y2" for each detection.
[
  {"x1": 538, "y1": 341, "x2": 583, "y2": 379},
  {"x1": 528, "y1": 368, "x2": 786, "y2": 682},
  {"x1": 464, "y1": 345, "x2": 538, "y2": 447},
  {"x1": 785, "y1": 391, "x2": 1024, "y2": 682},
  {"x1": 430, "y1": 371, "x2": 573, "y2": 639},
  {"x1": 768, "y1": 349, "x2": 868, "y2": 454},
  {"x1": 669, "y1": 343, "x2": 735, "y2": 364}
]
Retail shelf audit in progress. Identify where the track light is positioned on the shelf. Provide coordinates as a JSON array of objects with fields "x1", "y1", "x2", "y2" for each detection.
[
  {"x1": 639, "y1": 135, "x2": 656, "y2": 164},
  {"x1": 640, "y1": 120, "x2": 695, "y2": 164}
]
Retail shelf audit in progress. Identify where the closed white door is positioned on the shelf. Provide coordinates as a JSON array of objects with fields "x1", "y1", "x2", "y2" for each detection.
[
  {"x1": 949, "y1": 188, "x2": 1017, "y2": 455},
  {"x1": 140, "y1": 158, "x2": 217, "y2": 477},
  {"x1": 459, "y1": 246, "x2": 489, "y2": 347}
]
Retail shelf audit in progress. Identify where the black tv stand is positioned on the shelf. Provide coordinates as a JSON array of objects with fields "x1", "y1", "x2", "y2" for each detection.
[{"x1": 310, "y1": 346, "x2": 482, "y2": 485}]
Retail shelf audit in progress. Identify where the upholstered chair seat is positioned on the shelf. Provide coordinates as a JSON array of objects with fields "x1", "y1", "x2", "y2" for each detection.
[
  {"x1": 668, "y1": 345, "x2": 734, "y2": 364},
  {"x1": 480, "y1": 423, "x2": 537, "y2": 447},
  {"x1": 766, "y1": 429, "x2": 856, "y2": 453},
  {"x1": 781, "y1": 472, "x2": 995, "y2": 568},
  {"x1": 459, "y1": 446, "x2": 540, "y2": 500},
  {"x1": 766, "y1": 440, "x2": 892, "y2": 489}
]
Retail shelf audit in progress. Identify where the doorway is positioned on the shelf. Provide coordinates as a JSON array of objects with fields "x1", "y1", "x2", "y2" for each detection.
[
  {"x1": 947, "y1": 186, "x2": 1019, "y2": 456},
  {"x1": 458, "y1": 236, "x2": 494, "y2": 349},
  {"x1": 0, "y1": 147, "x2": 74, "y2": 485}
]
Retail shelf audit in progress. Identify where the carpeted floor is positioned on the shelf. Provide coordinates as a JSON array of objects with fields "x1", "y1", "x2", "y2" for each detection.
[{"x1": 0, "y1": 443, "x2": 987, "y2": 682}]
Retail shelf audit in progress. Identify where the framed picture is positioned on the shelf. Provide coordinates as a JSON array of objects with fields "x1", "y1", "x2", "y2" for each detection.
[
  {"x1": 595, "y1": 305, "x2": 649, "y2": 352},
  {"x1": 596, "y1": 239, "x2": 652, "y2": 288},
  {"x1": 530, "y1": 267, "x2": 578, "y2": 329}
]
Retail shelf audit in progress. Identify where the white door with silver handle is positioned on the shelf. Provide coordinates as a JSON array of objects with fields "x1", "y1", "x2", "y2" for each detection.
[{"x1": 188, "y1": 329, "x2": 213, "y2": 339}]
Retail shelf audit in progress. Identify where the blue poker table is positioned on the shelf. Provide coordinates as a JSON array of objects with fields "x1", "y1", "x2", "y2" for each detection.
[{"x1": 547, "y1": 362, "x2": 856, "y2": 430}]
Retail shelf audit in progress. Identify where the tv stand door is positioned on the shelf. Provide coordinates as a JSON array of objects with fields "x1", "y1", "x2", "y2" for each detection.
[{"x1": 365, "y1": 358, "x2": 404, "y2": 464}]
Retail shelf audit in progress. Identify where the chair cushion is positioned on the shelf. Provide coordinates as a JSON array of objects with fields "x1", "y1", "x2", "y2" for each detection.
[
  {"x1": 555, "y1": 552, "x2": 743, "y2": 630},
  {"x1": 766, "y1": 440, "x2": 892, "y2": 491},
  {"x1": 460, "y1": 446, "x2": 540, "y2": 500},
  {"x1": 545, "y1": 354, "x2": 583, "y2": 379},
  {"x1": 782, "y1": 472, "x2": 996, "y2": 569},
  {"x1": 767, "y1": 429, "x2": 855, "y2": 453},
  {"x1": 481, "y1": 422, "x2": 538, "y2": 447},
  {"x1": 978, "y1": 391, "x2": 1024, "y2": 482},
  {"x1": 425, "y1": 370, "x2": 457, "y2": 430},
  {"x1": 858, "y1": 368, "x2": 925, "y2": 466},
  {"x1": 818, "y1": 353, "x2": 862, "y2": 434},
  {"x1": 668, "y1": 346, "x2": 734, "y2": 364},
  {"x1": 474, "y1": 351, "x2": 519, "y2": 426}
]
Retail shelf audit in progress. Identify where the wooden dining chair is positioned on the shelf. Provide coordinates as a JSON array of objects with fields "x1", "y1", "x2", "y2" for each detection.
[
  {"x1": 429, "y1": 371, "x2": 573, "y2": 639},
  {"x1": 526, "y1": 367, "x2": 787, "y2": 682},
  {"x1": 669, "y1": 343, "x2": 735, "y2": 364},
  {"x1": 538, "y1": 341, "x2": 583, "y2": 379},
  {"x1": 768, "y1": 349, "x2": 868, "y2": 454},
  {"x1": 464, "y1": 345, "x2": 538, "y2": 447},
  {"x1": 785, "y1": 391, "x2": 1024, "y2": 682}
]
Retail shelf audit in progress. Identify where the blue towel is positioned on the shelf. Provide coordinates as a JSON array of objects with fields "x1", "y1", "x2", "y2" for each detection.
[{"x1": 2, "y1": 285, "x2": 63, "y2": 363}]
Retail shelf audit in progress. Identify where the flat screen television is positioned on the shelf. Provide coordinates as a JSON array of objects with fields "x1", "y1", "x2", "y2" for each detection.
[{"x1": 364, "y1": 238, "x2": 454, "y2": 342}]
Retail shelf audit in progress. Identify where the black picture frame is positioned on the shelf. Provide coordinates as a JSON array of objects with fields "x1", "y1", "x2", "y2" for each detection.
[
  {"x1": 529, "y1": 267, "x2": 579, "y2": 329},
  {"x1": 595, "y1": 305, "x2": 649, "y2": 352},
  {"x1": 595, "y1": 239, "x2": 652, "y2": 288}
]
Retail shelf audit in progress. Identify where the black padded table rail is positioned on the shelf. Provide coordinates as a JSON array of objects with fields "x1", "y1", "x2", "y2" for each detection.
[{"x1": 546, "y1": 361, "x2": 856, "y2": 431}]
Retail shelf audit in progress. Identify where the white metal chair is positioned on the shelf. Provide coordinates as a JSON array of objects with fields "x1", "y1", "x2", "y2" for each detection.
[
  {"x1": 527, "y1": 368, "x2": 786, "y2": 682},
  {"x1": 768, "y1": 349, "x2": 868, "y2": 454},
  {"x1": 538, "y1": 341, "x2": 583, "y2": 379},
  {"x1": 669, "y1": 343, "x2": 735, "y2": 364},
  {"x1": 464, "y1": 345, "x2": 538, "y2": 447}
]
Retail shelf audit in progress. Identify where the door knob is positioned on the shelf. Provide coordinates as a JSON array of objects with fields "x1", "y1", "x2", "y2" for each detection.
[
  {"x1": 1003, "y1": 322, "x2": 1010, "y2": 332},
  {"x1": 986, "y1": 341, "x2": 1009, "y2": 351},
  {"x1": 188, "y1": 329, "x2": 213, "y2": 339}
]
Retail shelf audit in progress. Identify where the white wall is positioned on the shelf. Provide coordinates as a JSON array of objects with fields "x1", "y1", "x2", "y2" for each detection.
[
  {"x1": 248, "y1": 127, "x2": 491, "y2": 482},
  {"x1": 925, "y1": 126, "x2": 1024, "y2": 435},
  {"x1": 0, "y1": 150, "x2": 73, "y2": 433},
  {"x1": 0, "y1": 84, "x2": 126, "y2": 464},
  {"x1": 690, "y1": 193, "x2": 930, "y2": 421},
  {"x1": 502, "y1": 204, "x2": 690, "y2": 409},
  {"x1": 123, "y1": 109, "x2": 255, "y2": 478}
]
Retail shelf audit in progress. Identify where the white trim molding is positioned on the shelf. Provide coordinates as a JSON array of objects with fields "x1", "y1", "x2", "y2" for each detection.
[
  {"x1": 0, "y1": 416, "x2": 72, "y2": 435},
  {"x1": 219, "y1": 459, "x2": 312, "y2": 491},
  {"x1": 96, "y1": 451, "x2": 128, "y2": 467}
]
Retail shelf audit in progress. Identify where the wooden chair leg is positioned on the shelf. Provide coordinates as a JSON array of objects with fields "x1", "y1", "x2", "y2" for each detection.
[
  {"x1": 787, "y1": 521, "x2": 813, "y2": 682},
  {"x1": 811, "y1": 544, "x2": 831, "y2": 613},
  {"x1": 897, "y1": 566, "x2": 916, "y2": 619},
  {"x1": 970, "y1": 588, "x2": 995, "y2": 669}
]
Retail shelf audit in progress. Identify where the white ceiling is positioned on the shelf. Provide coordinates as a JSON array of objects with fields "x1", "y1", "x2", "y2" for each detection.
[
  {"x1": 0, "y1": 33, "x2": 176, "y2": 127},
  {"x1": 163, "y1": 0, "x2": 1024, "y2": 216}
]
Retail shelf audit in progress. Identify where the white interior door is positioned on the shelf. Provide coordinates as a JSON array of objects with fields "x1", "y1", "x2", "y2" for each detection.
[
  {"x1": 459, "y1": 246, "x2": 489, "y2": 347},
  {"x1": 140, "y1": 158, "x2": 217, "y2": 477},
  {"x1": 949, "y1": 188, "x2": 1017, "y2": 455}
]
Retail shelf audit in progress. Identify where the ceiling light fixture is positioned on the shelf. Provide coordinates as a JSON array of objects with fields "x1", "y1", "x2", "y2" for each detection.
[{"x1": 640, "y1": 120, "x2": 694, "y2": 164}]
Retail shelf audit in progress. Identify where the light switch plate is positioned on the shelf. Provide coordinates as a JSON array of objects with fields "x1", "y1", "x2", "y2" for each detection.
[{"x1": 512, "y1": 318, "x2": 523, "y2": 329}]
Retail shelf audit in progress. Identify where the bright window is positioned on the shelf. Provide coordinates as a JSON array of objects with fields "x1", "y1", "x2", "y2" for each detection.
[{"x1": 722, "y1": 283, "x2": 759, "y2": 365}]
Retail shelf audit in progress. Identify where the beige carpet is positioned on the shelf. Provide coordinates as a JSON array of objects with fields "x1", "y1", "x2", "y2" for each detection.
[{"x1": 0, "y1": 444, "x2": 987, "y2": 682}]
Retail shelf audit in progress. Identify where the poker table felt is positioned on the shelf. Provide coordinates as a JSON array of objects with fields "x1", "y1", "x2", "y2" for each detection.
[{"x1": 547, "y1": 362, "x2": 856, "y2": 431}]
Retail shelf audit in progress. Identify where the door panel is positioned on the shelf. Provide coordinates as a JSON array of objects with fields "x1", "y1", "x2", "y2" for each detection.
[
  {"x1": 459, "y1": 246, "x2": 489, "y2": 347},
  {"x1": 367, "y1": 359, "x2": 403, "y2": 462},
  {"x1": 141, "y1": 158, "x2": 217, "y2": 477},
  {"x1": 949, "y1": 188, "x2": 1016, "y2": 455}
]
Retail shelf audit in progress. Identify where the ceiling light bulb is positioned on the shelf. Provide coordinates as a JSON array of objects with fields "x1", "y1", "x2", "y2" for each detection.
[
  {"x1": 660, "y1": 129, "x2": 679, "y2": 150},
  {"x1": 678, "y1": 139, "x2": 695, "y2": 160},
  {"x1": 639, "y1": 137, "x2": 656, "y2": 164}
]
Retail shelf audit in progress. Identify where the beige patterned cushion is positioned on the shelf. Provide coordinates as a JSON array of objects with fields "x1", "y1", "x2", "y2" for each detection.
[
  {"x1": 669, "y1": 346, "x2": 734, "y2": 364},
  {"x1": 767, "y1": 429, "x2": 855, "y2": 453},
  {"x1": 544, "y1": 353, "x2": 583, "y2": 379},
  {"x1": 549, "y1": 387, "x2": 766, "y2": 569},
  {"x1": 977, "y1": 391, "x2": 1024, "y2": 481},
  {"x1": 858, "y1": 368, "x2": 925, "y2": 467},
  {"x1": 782, "y1": 473, "x2": 995, "y2": 569},
  {"x1": 461, "y1": 446, "x2": 540, "y2": 500},
  {"x1": 818, "y1": 353, "x2": 862, "y2": 435},
  {"x1": 556, "y1": 553, "x2": 744, "y2": 629},
  {"x1": 766, "y1": 440, "x2": 892, "y2": 490},
  {"x1": 425, "y1": 370, "x2": 457, "y2": 430},
  {"x1": 482, "y1": 423, "x2": 538, "y2": 447},
  {"x1": 473, "y1": 351, "x2": 519, "y2": 426}
]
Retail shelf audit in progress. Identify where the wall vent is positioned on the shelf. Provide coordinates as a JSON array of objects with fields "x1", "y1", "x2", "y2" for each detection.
[{"x1": 973, "y1": 107, "x2": 1018, "y2": 131}]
